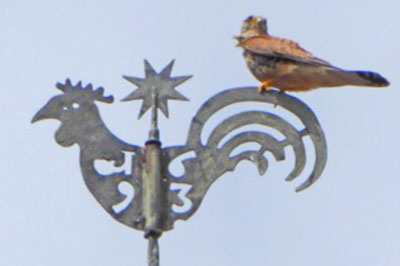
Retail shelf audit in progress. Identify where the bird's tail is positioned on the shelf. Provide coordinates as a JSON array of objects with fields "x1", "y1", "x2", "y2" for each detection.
[{"x1": 326, "y1": 69, "x2": 390, "y2": 87}]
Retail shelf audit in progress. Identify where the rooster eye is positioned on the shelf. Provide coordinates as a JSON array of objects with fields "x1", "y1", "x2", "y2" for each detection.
[{"x1": 72, "y1": 102, "x2": 80, "y2": 110}]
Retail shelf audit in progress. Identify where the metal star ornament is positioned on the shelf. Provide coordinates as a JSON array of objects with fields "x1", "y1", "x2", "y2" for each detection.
[{"x1": 122, "y1": 60, "x2": 192, "y2": 118}]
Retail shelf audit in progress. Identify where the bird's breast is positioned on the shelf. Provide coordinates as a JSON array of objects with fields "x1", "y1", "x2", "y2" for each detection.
[
  {"x1": 244, "y1": 51, "x2": 298, "y2": 82},
  {"x1": 244, "y1": 51, "x2": 278, "y2": 81}
]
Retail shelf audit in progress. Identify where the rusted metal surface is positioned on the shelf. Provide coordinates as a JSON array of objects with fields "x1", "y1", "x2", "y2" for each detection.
[{"x1": 32, "y1": 60, "x2": 327, "y2": 265}]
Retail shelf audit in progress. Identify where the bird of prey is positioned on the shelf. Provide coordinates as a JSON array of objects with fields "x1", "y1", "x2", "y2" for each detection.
[{"x1": 235, "y1": 16, "x2": 389, "y2": 93}]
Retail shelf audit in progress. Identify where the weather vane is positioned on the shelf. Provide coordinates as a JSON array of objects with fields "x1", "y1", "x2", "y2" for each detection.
[
  {"x1": 31, "y1": 13, "x2": 393, "y2": 265},
  {"x1": 32, "y1": 59, "x2": 327, "y2": 265}
]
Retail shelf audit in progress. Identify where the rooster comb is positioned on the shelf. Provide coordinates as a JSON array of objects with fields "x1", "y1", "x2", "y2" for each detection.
[{"x1": 56, "y1": 79, "x2": 114, "y2": 103}]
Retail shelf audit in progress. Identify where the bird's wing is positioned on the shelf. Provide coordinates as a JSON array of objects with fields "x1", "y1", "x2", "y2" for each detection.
[{"x1": 241, "y1": 36, "x2": 335, "y2": 68}]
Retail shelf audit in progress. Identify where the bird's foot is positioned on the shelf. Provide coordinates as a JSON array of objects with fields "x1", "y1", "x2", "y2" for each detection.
[{"x1": 258, "y1": 81, "x2": 272, "y2": 94}]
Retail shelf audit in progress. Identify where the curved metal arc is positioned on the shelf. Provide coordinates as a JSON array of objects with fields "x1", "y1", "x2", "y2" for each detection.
[
  {"x1": 185, "y1": 87, "x2": 327, "y2": 191},
  {"x1": 164, "y1": 86, "x2": 327, "y2": 228},
  {"x1": 219, "y1": 131, "x2": 282, "y2": 176},
  {"x1": 221, "y1": 131, "x2": 285, "y2": 160},
  {"x1": 206, "y1": 111, "x2": 307, "y2": 181}
]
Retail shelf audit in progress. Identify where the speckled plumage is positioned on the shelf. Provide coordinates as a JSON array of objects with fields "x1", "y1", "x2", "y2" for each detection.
[{"x1": 236, "y1": 16, "x2": 389, "y2": 92}]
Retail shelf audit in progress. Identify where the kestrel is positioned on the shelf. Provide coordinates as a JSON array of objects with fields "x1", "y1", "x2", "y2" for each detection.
[{"x1": 235, "y1": 16, "x2": 390, "y2": 93}]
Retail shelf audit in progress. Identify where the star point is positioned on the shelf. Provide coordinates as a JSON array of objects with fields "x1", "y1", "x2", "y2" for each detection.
[{"x1": 122, "y1": 60, "x2": 192, "y2": 119}]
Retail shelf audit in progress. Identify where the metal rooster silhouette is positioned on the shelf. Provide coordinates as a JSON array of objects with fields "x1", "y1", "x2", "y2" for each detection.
[{"x1": 32, "y1": 60, "x2": 327, "y2": 236}]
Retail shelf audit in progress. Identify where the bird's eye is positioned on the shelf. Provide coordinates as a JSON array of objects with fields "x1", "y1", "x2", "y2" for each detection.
[{"x1": 72, "y1": 102, "x2": 80, "y2": 110}]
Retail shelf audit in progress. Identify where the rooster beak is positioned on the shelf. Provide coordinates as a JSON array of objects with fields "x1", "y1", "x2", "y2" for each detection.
[{"x1": 31, "y1": 101, "x2": 59, "y2": 123}]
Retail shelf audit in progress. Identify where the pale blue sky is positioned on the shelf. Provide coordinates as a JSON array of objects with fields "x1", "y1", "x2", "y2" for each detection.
[{"x1": 1, "y1": 0, "x2": 399, "y2": 265}]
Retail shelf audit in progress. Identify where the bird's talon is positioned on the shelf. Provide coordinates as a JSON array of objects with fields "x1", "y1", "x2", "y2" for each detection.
[{"x1": 259, "y1": 81, "x2": 272, "y2": 94}]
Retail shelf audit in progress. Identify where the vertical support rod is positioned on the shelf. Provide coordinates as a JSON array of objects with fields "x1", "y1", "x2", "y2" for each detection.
[
  {"x1": 142, "y1": 86, "x2": 165, "y2": 266},
  {"x1": 148, "y1": 234, "x2": 160, "y2": 266},
  {"x1": 142, "y1": 86, "x2": 165, "y2": 233},
  {"x1": 143, "y1": 140, "x2": 163, "y2": 234},
  {"x1": 149, "y1": 87, "x2": 160, "y2": 141}
]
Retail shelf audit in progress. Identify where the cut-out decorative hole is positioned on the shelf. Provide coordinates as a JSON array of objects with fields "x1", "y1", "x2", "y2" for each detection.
[
  {"x1": 72, "y1": 102, "x2": 80, "y2": 109},
  {"x1": 200, "y1": 102, "x2": 305, "y2": 145},
  {"x1": 62, "y1": 106, "x2": 68, "y2": 111},
  {"x1": 168, "y1": 151, "x2": 196, "y2": 178},
  {"x1": 217, "y1": 125, "x2": 286, "y2": 149},
  {"x1": 170, "y1": 183, "x2": 193, "y2": 214},
  {"x1": 94, "y1": 151, "x2": 135, "y2": 176},
  {"x1": 229, "y1": 142, "x2": 262, "y2": 157},
  {"x1": 112, "y1": 181, "x2": 135, "y2": 214}
]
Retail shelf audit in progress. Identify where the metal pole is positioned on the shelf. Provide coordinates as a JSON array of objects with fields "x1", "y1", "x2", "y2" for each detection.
[
  {"x1": 143, "y1": 139, "x2": 163, "y2": 233},
  {"x1": 143, "y1": 87, "x2": 164, "y2": 266},
  {"x1": 147, "y1": 234, "x2": 160, "y2": 266},
  {"x1": 149, "y1": 87, "x2": 160, "y2": 141}
]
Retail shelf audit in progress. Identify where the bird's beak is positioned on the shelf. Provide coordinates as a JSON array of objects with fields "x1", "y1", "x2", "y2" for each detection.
[
  {"x1": 233, "y1": 35, "x2": 244, "y2": 47},
  {"x1": 31, "y1": 101, "x2": 59, "y2": 123}
]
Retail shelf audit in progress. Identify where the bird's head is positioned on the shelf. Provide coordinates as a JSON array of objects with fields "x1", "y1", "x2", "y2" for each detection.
[
  {"x1": 234, "y1": 15, "x2": 268, "y2": 46},
  {"x1": 241, "y1": 15, "x2": 268, "y2": 35},
  {"x1": 32, "y1": 79, "x2": 113, "y2": 147}
]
